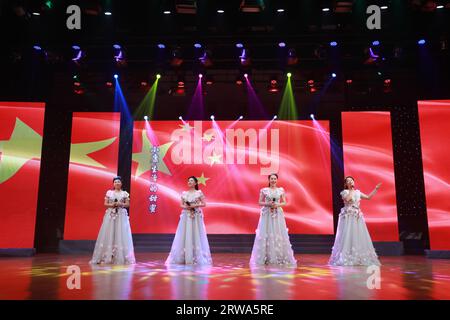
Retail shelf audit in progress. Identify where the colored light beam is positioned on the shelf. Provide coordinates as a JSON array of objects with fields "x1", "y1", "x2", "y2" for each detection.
[
  {"x1": 226, "y1": 116, "x2": 244, "y2": 129},
  {"x1": 186, "y1": 77, "x2": 205, "y2": 119},
  {"x1": 278, "y1": 76, "x2": 298, "y2": 120},
  {"x1": 134, "y1": 77, "x2": 159, "y2": 120},
  {"x1": 114, "y1": 77, "x2": 132, "y2": 121},
  {"x1": 311, "y1": 118, "x2": 343, "y2": 171},
  {"x1": 245, "y1": 77, "x2": 268, "y2": 120},
  {"x1": 308, "y1": 77, "x2": 334, "y2": 116},
  {"x1": 144, "y1": 118, "x2": 159, "y2": 147}
]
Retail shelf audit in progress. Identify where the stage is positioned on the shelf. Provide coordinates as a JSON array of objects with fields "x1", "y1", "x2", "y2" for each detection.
[{"x1": 1, "y1": 253, "x2": 450, "y2": 300}]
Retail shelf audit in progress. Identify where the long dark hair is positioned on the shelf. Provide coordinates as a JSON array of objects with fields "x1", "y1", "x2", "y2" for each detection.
[
  {"x1": 188, "y1": 176, "x2": 199, "y2": 190},
  {"x1": 268, "y1": 173, "x2": 278, "y2": 187},
  {"x1": 344, "y1": 176, "x2": 355, "y2": 190}
]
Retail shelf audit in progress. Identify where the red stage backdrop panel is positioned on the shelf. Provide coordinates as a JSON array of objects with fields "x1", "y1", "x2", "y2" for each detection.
[
  {"x1": 341, "y1": 111, "x2": 399, "y2": 241},
  {"x1": 418, "y1": 100, "x2": 450, "y2": 250},
  {"x1": 64, "y1": 112, "x2": 121, "y2": 240},
  {"x1": 0, "y1": 102, "x2": 45, "y2": 248},
  {"x1": 130, "y1": 120, "x2": 333, "y2": 234}
]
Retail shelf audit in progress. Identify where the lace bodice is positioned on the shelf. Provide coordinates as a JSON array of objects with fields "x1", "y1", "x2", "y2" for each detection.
[
  {"x1": 260, "y1": 187, "x2": 285, "y2": 203},
  {"x1": 340, "y1": 189, "x2": 361, "y2": 207},
  {"x1": 105, "y1": 190, "x2": 130, "y2": 203},
  {"x1": 181, "y1": 190, "x2": 205, "y2": 203}
]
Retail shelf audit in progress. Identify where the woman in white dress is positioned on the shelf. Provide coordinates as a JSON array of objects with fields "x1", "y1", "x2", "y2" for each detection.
[
  {"x1": 329, "y1": 176, "x2": 381, "y2": 266},
  {"x1": 90, "y1": 176, "x2": 136, "y2": 265},
  {"x1": 165, "y1": 176, "x2": 212, "y2": 265},
  {"x1": 250, "y1": 174, "x2": 297, "y2": 267}
]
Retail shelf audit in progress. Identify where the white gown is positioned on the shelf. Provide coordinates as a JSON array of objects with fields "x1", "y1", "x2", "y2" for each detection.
[
  {"x1": 165, "y1": 190, "x2": 212, "y2": 265},
  {"x1": 329, "y1": 189, "x2": 381, "y2": 266},
  {"x1": 250, "y1": 187, "x2": 297, "y2": 266},
  {"x1": 90, "y1": 190, "x2": 136, "y2": 265}
]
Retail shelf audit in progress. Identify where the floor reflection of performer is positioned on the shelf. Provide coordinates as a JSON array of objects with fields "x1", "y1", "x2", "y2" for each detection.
[
  {"x1": 90, "y1": 176, "x2": 136, "y2": 265},
  {"x1": 166, "y1": 176, "x2": 212, "y2": 265},
  {"x1": 250, "y1": 174, "x2": 297, "y2": 267},
  {"x1": 329, "y1": 176, "x2": 381, "y2": 266}
]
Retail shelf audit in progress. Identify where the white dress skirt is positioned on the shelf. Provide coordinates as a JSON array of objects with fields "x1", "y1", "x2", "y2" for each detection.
[
  {"x1": 329, "y1": 189, "x2": 381, "y2": 266},
  {"x1": 89, "y1": 190, "x2": 136, "y2": 265},
  {"x1": 165, "y1": 190, "x2": 212, "y2": 265},
  {"x1": 250, "y1": 187, "x2": 297, "y2": 266}
]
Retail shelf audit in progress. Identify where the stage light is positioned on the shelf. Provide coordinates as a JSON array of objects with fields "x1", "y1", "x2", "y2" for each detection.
[
  {"x1": 106, "y1": 81, "x2": 113, "y2": 87},
  {"x1": 72, "y1": 45, "x2": 81, "y2": 50},
  {"x1": 236, "y1": 78, "x2": 243, "y2": 85},
  {"x1": 381, "y1": 6, "x2": 388, "y2": 10},
  {"x1": 239, "y1": 115, "x2": 244, "y2": 120},
  {"x1": 310, "y1": 114, "x2": 315, "y2": 119},
  {"x1": 45, "y1": 1, "x2": 53, "y2": 9},
  {"x1": 277, "y1": 8, "x2": 285, "y2": 13},
  {"x1": 273, "y1": 115, "x2": 278, "y2": 120},
  {"x1": 287, "y1": 72, "x2": 292, "y2": 78},
  {"x1": 217, "y1": 9, "x2": 224, "y2": 14},
  {"x1": 236, "y1": 43, "x2": 244, "y2": 48},
  {"x1": 140, "y1": 81, "x2": 148, "y2": 87},
  {"x1": 113, "y1": 44, "x2": 121, "y2": 49},
  {"x1": 322, "y1": 7, "x2": 330, "y2": 12},
  {"x1": 205, "y1": 75, "x2": 214, "y2": 85},
  {"x1": 144, "y1": 116, "x2": 149, "y2": 121},
  {"x1": 286, "y1": 48, "x2": 298, "y2": 66},
  {"x1": 156, "y1": 74, "x2": 161, "y2": 79},
  {"x1": 244, "y1": 73, "x2": 248, "y2": 78},
  {"x1": 194, "y1": 43, "x2": 202, "y2": 49},
  {"x1": 32, "y1": 12, "x2": 40, "y2": 16},
  {"x1": 346, "y1": 79, "x2": 353, "y2": 84},
  {"x1": 418, "y1": 39, "x2": 426, "y2": 45},
  {"x1": 278, "y1": 42, "x2": 286, "y2": 48},
  {"x1": 307, "y1": 79, "x2": 314, "y2": 85},
  {"x1": 330, "y1": 41, "x2": 338, "y2": 47},
  {"x1": 114, "y1": 74, "x2": 119, "y2": 79},
  {"x1": 437, "y1": 5, "x2": 444, "y2": 9},
  {"x1": 163, "y1": 10, "x2": 171, "y2": 15},
  {"x1": 372, "y1": 40, "x2": 380, "y2": 46},
  {"x1": 268, "y1": 76, "x2": 279, "y2": 93},
  {"x1": 179, "y1": 116, "x2": 183, "y2": 120},
  {"x1": 239, "y1": 48, "x2": 251, "y2": 66},
  {"x1": 199, "y1": 73, "x2": 203, "y2": 78},
  {"x1": 104, "y1": 11, "x2": 112, "y2": 16},
  {"x1": 157, "y1": 44, "x2": 166, "y2": 49},
  {"x1": 210, "y1": 115, "x2": 215, "y2": 120},
  {"x1": 384, "y1": 79, "x2": 392, "y2": 84},
  {"x1": 331, "y1": 72, "x2": 337, "y2": 78},
  {"x1": 33, "y1": 45, "x2": 42, "y2": 51}
]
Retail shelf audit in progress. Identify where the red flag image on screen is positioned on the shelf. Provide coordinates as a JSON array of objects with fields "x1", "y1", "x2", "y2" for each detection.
[
  {"x1": 129, "y1": 120, "x2": 334, "y2": 234},
  {"x1": 0, "y1": 102, "x2": 45, "y2": 248}
]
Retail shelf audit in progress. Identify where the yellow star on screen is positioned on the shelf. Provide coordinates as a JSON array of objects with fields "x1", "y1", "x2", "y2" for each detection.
[
  {"x1": 0, "y1": 118, "x2": 43, "y2": 184},
  {"x1": 70, "y1": 137, "x2": 117, "y2": 168},
  {"x1": 207, "y1": 151, "x2": 222, "y2": 166},
  {"x1": 197, "y1": 172, "x2": 210, "y2": 186},
  {"x1": 132, "y1": 129, "x2": 173, "y2": 177},
  {"x1": 202, "y1": 133, "x2": 215, "y2": 142}
]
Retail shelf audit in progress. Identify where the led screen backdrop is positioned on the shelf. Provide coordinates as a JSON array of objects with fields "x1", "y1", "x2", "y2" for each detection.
[
  {"x1": 418, "y1": 100, "x2": 450, "y2": 250},
  {"x1": 63, "y1": 112, "x2": 121, "y2": 240},
  {"x1": 129, "y1": 120, "x2": 334, "y2": 234},
  {"x1": 341, "y1": 111, "x2": 399, "y2": 241},
  {"x1": 0, "y1": 102, "x2": 45, "y2": 248}
]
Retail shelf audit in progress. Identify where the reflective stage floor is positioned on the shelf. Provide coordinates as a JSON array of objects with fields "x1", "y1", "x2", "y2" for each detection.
[{"x1": 1, "y1": 253, "x2": 450, "y2": 300}]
